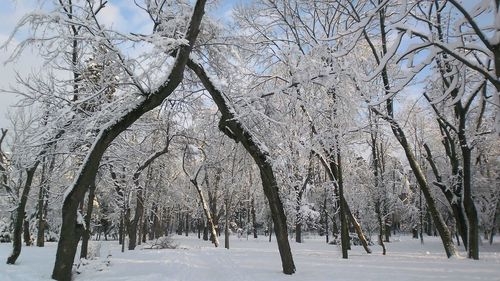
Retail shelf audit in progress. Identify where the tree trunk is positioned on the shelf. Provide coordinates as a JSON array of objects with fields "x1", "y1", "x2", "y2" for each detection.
[
  {"x1": 375, "y1": 201, "x2": 386, "y2": 255},
  {"x1": 384, "y1": 219, "x2": 391, "y2": 243},
  {"x1": 23, "y1": 218, "x2": 31, "y2": 246},
  {"x1": 295, "y1": 222, "x2": 302, "y2": 243},
  {"x1": 343, "y1": 200, "x2": 372, "y2": 254},
  {"x1": 36, "y1": 186, "x2": 45, "y2": 247},
  {"x1": 51, "y1": 0, "x2": 207, "y2": 279},
  {"x1": 462, "y1": 146, "x2": 479, "y2": 259},
  {"x1": 142, "y1": 215, "x2": 147, "y2": 243},
  {"x1": 190, "y1": 180, "x2": 219, "y2": 246},
  {"x1": 36, "y1": 159, "x2": 47, "y2": 247},
  {"x1": 315, "y1": 151, "x2": 372, "y2": 254},
  {"x1": 118, "y1": 214, "x2": 124, "y2": 245},
  {"x1": 203, "y1": 219, "x2": 209, "y2": 241},
  {"x1": 225, "y1": 198, "x2": 230, "y2": 249},
  {"x1": 372, "y1": 108, "x2": 457, "y2": 258},
  {"x1": 80, "y1": 183, "x2": 96, "y2": 259},
  {"x1": 7, "y1": 164, "x2": 39, "y2": 264},
  {"x1": 185, "y1": 213, "x2": 189, "y2": 237},
  {"x1": 268, "y1": 220, "x2": 273, "y2": 242},
  {"x1": 336, "y1": 152, "x2": 349, "y2": 259},
  {"x1": 324, "y1": 197, "x2": 329, "y2": 244},
  {"x1": 128, "y1": 187, "x2": 143, "y2": 250},
  {"x1": 187, "y1": 59, "x2": 296, "y2": 275},
  {"x1": 423, "y1": 142, "x2": 468, "y2": 249},
  {"x1": 251, "y1": 197, "x2": 257, "y2": 239}
]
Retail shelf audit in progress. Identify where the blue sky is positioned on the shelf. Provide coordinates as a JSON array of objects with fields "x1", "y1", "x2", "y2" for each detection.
[{"x1": 0, "y1": 0, "x2": 247, "y2": 130}]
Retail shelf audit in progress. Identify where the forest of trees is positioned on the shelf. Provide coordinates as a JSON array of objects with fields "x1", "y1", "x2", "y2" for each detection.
[{"x1": 0, "y1": 1, "x2": 499, "y2": 281}]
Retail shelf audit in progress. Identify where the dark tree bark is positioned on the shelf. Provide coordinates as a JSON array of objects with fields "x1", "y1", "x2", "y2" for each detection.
[
  {"x1": 251, "y1": 196, "x2": 258, "y2": 239},
  {"x1": 224, "y1": 198, "x2": 230, "y2": 249},
  {"x1": 23, "y1": 217, "x2": 31, "y2": 246},
  {"x1": 182, "y1": 151, "x2": 219, "y2": 247},
  {"x1": 327, "y1": 145, "x2": 349, "y2": 258},
  {"x1": 187, "y1": 59, "x2": 296, "y2": 274},
  {"x1": 185, "y1": 213, "x2": 189, "y2": 237},
  {"x1": 36, "y1": 154, "x2": 55, "y2": 247},
  {"x1": 80, "y1": 181, "x2": 96, "y2": 259},
  {"x1": 315, "y1": 153, "x2": 372, "y2": 254},
  {"x1": 423, "y1": 142, "x2": 468, "y2": 248},
  {"x1": 129, "y1": 144, "x2": 169, "y2": 250},
  {"x1": 375, "y1": 200, "x2": 386, "y2": 255},
  {"x1": 0, "y1": 129, "x2": 8, "y2": 191},
  {"x1": 268, "y1": 220, "x2": 273, "y2": 242},
  {"x1": 362, "y1": 2, "x2": 457, "y2": 258},
  {"x1": 51, "y1": 1, "x2": 207, "y2": 279},
  {"x1": 372, "y1": 108, "x2": 457, "y2": 258},
  {"x1": 36, "y1": 159, "x2": 47, "y2": 247},
  {"x1": 7, "y1": 163, "x2": 39, "y2": 264},
  {"x1": 203, "y1": 220, "x2": 209, "y2": 241}
]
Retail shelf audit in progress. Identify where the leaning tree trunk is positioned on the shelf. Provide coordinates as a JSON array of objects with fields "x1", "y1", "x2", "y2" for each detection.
[
  {"x1": 51, "y1": 1, "x2": 208, "y2": 279},
  {"x1": 372, "y1": 108, "x2": 457, "y2": 258},
  {"x1": 194, "y1": 185, "x2": 219, "y2": 247},
  {"x1": 182, "y1": 158, "x2": 219, "y2": 247},
  {"x1": 371, "y1": 3, "x2": 457, "y2": 258},
  {"x1": 316, "y1": 152, "x2": 372, "y2": 254},
  {"x1": 343, "y1": 199, "x2": 372, "y2": 254},
  {"x1": 7, "y1": 163, "x2": 39, "y2": 264},
  {"x1": 423, "y1": 142, "x2": 468, "y2": 249},
  {"x1": 187, "y1": 59, "x2": 296, "y2": 274}
]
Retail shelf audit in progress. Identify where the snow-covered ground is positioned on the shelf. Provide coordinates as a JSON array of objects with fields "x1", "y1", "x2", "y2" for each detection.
[{"x1": 1, "y1": 235, "x2": 499, "y2": 281}]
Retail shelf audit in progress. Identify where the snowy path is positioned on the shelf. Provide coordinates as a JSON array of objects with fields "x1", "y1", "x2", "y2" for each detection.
[{"x1": 1, "y1": 235, "x2": 499, "y2": 281}]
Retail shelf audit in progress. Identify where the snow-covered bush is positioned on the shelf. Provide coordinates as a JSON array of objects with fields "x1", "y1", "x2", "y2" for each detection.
[
  {"x1": 147, "y1": 236, "x2": 178, "y2": 249},
  {"x1": 0, "y1": 218, "x2": 11, "y2": 242}
]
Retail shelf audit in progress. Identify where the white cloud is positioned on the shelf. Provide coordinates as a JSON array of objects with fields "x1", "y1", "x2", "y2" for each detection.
[{"x1": 97, "y1": 3, "x2": 126, "y2": 30}]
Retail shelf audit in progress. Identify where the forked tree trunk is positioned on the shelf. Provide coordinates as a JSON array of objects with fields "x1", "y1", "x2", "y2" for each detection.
[{"x1": 51, "y1": 1, "x2": 207, "y2": 278}]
